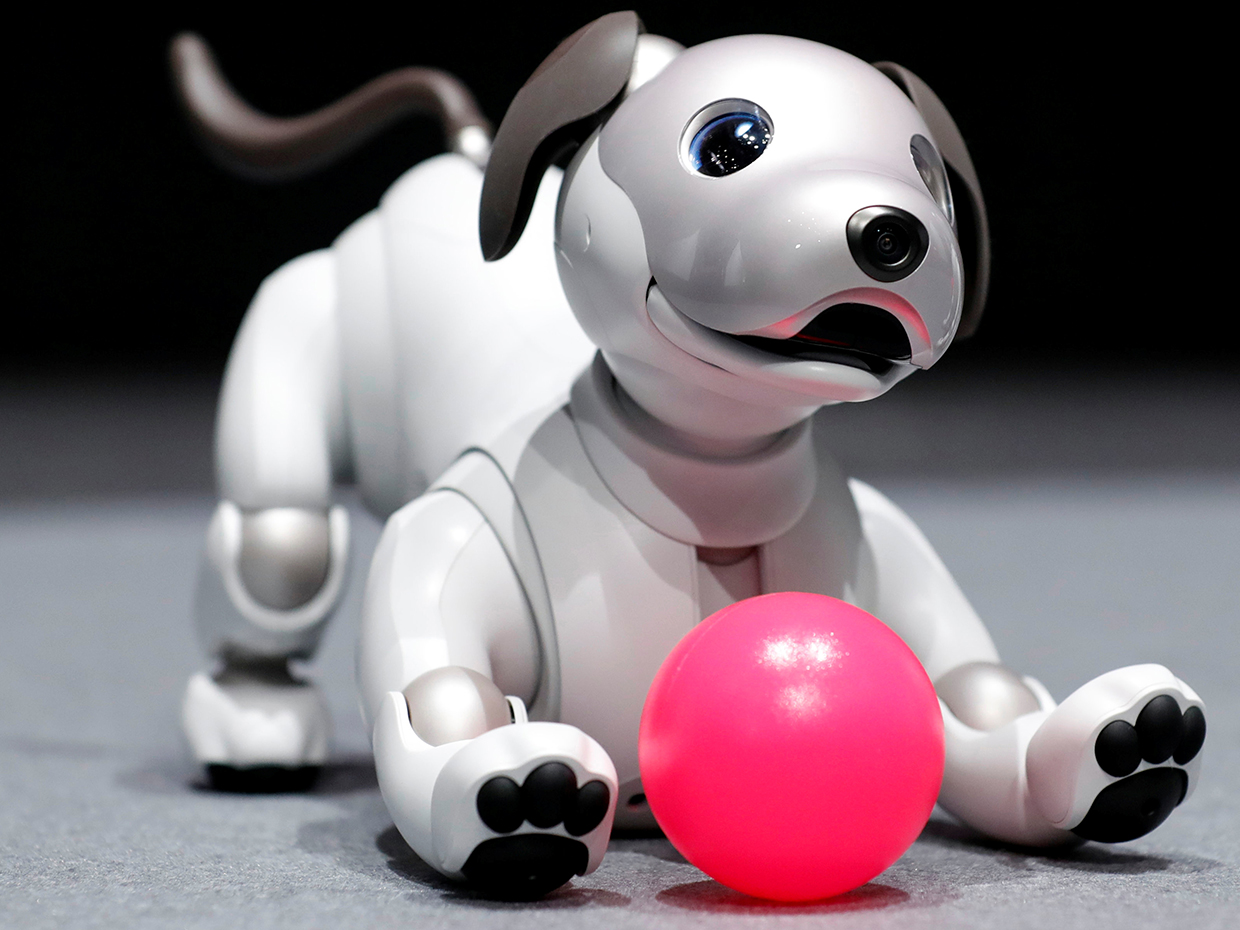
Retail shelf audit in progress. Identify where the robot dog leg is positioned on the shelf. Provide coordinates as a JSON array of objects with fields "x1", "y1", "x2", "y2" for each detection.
[
  {"x1": 940, "y1": 662, "x2": 1205, "y2": 845},
  {"x1": 853, "y1": 481, "x2": 1206, "y2": 846},
  {"x1": 183, "y1": 251, "x2": 352, "y2": 790},
  {"x1": 359, "y1": 481, "x2": 617, "y2": 899}
]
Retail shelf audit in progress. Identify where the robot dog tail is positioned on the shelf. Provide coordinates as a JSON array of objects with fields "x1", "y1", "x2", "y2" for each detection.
[{"x1": 169, "y1": 33, "x2": 492, "y2": 179}]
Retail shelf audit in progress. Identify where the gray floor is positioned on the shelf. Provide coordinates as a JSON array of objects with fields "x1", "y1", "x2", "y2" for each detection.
[{"x1": 2, "y1": 360, "x2": 1238, "y2": 928}]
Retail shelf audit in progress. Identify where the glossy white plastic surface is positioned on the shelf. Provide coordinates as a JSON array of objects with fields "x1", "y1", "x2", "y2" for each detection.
[
  {"x1": 182, "y1": 672, "x2": 330, "y2": 767},
  {"x1": 215, "y1": 251, "x2": 349, "y2": 511},
  {"x1": 343, "y1": 159, "x2": 595, "y2": 510},
  {"x1": 357, "y1": 488, "x2": 539, "y2": 731}
]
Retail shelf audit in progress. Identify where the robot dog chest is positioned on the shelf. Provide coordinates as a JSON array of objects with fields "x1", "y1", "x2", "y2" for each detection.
[{"x1": 506, "y1": 407, "x2": 862, "y2": 785}]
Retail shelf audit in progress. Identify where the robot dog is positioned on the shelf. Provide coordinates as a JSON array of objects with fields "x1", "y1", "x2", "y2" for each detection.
[{"x1": 175, "y1": 12, "x2": 1206, "y2": 899}]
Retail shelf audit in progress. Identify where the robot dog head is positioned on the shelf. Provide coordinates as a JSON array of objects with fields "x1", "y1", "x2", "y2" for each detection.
[{"x1": 482, "y1": 12, "x2": 989, "y2": 410}]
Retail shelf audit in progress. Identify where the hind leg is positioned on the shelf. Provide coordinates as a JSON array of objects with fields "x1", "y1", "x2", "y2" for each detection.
[
  {"x1": 185, "y1": 501, "x2": 349, "y2": 789},
  {"x1": 184, "y1": 250, "x2": 353, "y2": 790}
]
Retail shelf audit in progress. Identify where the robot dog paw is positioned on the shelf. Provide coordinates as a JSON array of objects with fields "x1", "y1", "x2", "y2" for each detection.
[
  {"x1": 1074, "y1": 693, "x2": 1205, "y2": 841},
  {"x1": 1027, "y1": 665, "x2": 1204, "y2": 842},
  {"x1": 182, "y1": 668, "x2": 330, "y2": 792},
  {"x1": 466, "y1": 762, "x2": 610, "y2": 898},
  {"x1": 373, "y1": 693, "x2": 617, "y2": 899}
]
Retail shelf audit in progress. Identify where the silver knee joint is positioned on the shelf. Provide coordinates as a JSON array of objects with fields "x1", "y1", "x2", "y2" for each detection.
[
  {"x1": 239, "y1": 508, "x2": 332, "y2": 610},
  {"x1": 403, "y1": 667, "x2": 512, "y2": 746},
  {"x1": 196, "y1": 501, "x2": 349, "y2": 661},
  {"x1": 936, "y1": 661, "x2": 1041, "y2": 731}
]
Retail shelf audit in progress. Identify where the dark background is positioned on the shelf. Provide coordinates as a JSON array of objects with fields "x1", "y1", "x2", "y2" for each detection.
[{"x1": 11, "y1": 5, "x2": 1229, "y2": 373}]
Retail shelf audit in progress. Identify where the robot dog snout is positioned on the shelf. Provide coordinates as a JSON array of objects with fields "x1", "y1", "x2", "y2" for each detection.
[{"x1": 641, "y1": 166, "x2": 954, "y2": 363}]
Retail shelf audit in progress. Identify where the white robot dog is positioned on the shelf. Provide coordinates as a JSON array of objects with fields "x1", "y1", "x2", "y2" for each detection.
[{"x1": 174, "y1": 12, "x2": 1206, "y2": 900}]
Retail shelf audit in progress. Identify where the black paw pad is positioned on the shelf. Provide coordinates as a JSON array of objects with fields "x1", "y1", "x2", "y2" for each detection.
[
  {"x1": 1136, "y1": 695, "x2": 1183, "y2": 763},
  {"x1": 1174, "y1": 706, "x2": 1206, "y2": 764},
  {"x1": 1072, "y1": 767, "x2": 1188, "y2": 843},
  {"x1": 477, "y1": 776, "x2": 523, "y2": 833},
  {"x1": 1095, "y1": 720, "x2": 1141, "y2": 777},
  {"x1": 475, "y1": 765, "x2": 611, "y2": 836},
  {"x1": 1094, "y1": 697, "x2": 1206, "y2": 778},
  {"x1": 523, "y1": 762, "x2": 578, "y2": 828},
  {"x1": 206, "y1": 764, "x2": 319, "y2": 794},
  {"x1": 565, "y1": 780, "x2": 611, "y2": 836},
  {"x1": 462, "y1": 834, "x2": 588, "y2": 900}
]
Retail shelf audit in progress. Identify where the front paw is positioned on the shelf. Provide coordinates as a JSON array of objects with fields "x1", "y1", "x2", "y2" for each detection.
[
  {"x1": 374, "y1": 692, "x2": 617, "y2": 899},
  {"x1": 465, "y1": 761, "x2": 612, "y2": 899},
  {"x1": 1027, "y1": 665, "x2": 1204, "y2": 842}
]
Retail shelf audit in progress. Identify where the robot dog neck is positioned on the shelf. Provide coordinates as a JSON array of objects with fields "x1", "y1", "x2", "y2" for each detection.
[
  {"x1": 599, "y1": 351, "x2": 820, "y2": 459},
  {"x1": 569, "y1": 352, "x2": 820, "y2": 548}
]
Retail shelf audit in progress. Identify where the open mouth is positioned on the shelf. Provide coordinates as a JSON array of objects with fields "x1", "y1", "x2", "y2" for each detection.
[
  {"x1": 645, "y1": 281, "x2": 921, "y2": 403},
  {"x1": 728, "y1": 304, "x2": 912, "y2": 376}
]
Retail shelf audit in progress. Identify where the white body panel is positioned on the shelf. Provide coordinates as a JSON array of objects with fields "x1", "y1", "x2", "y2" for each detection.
[
  {"x1": 335, "y1": 157, "x2": 595, "y2": 515},
  {"x1": 215, "y1": 154, "x2": 592, "y2": 522}
]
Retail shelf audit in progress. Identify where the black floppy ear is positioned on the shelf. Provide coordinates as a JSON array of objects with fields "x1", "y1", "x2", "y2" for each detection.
[
  {"x1": 873, "y1": 62, "x2": 991, "y2": 339},
  {"x1": 480, "y1": 11, "x2": 642, "y2": 261}
]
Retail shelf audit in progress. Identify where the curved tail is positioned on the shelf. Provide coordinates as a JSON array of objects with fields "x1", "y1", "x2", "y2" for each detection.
[{"x1": 169, "y1": 33, "x2": 492, "y2": 178}]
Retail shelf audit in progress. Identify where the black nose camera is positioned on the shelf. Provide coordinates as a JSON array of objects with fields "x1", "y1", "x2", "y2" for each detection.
[{"x1": 847, "y1": 206, "x2": 929, "y2": 282}]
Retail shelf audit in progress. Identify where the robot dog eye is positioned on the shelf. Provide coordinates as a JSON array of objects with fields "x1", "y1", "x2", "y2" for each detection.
[
  {"x1": 909, "y1": 134, "x2": 955, "y2": 230},
  {"x1": 847, "y1": 206, "x2": 930, "y2": 282},
  {"x1": 682, "y1": 100, "x2": 772, "y2": 177}
]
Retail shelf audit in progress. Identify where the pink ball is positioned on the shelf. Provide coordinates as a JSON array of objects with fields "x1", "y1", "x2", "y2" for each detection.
[{"x1": 639, "y1": 592, "x2": 944, "y2": 902}]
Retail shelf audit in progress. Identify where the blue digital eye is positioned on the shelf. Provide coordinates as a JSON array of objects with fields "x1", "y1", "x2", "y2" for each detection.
[{"x1": 687, "y1": 111, "x2": 772, "y2": 177}]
